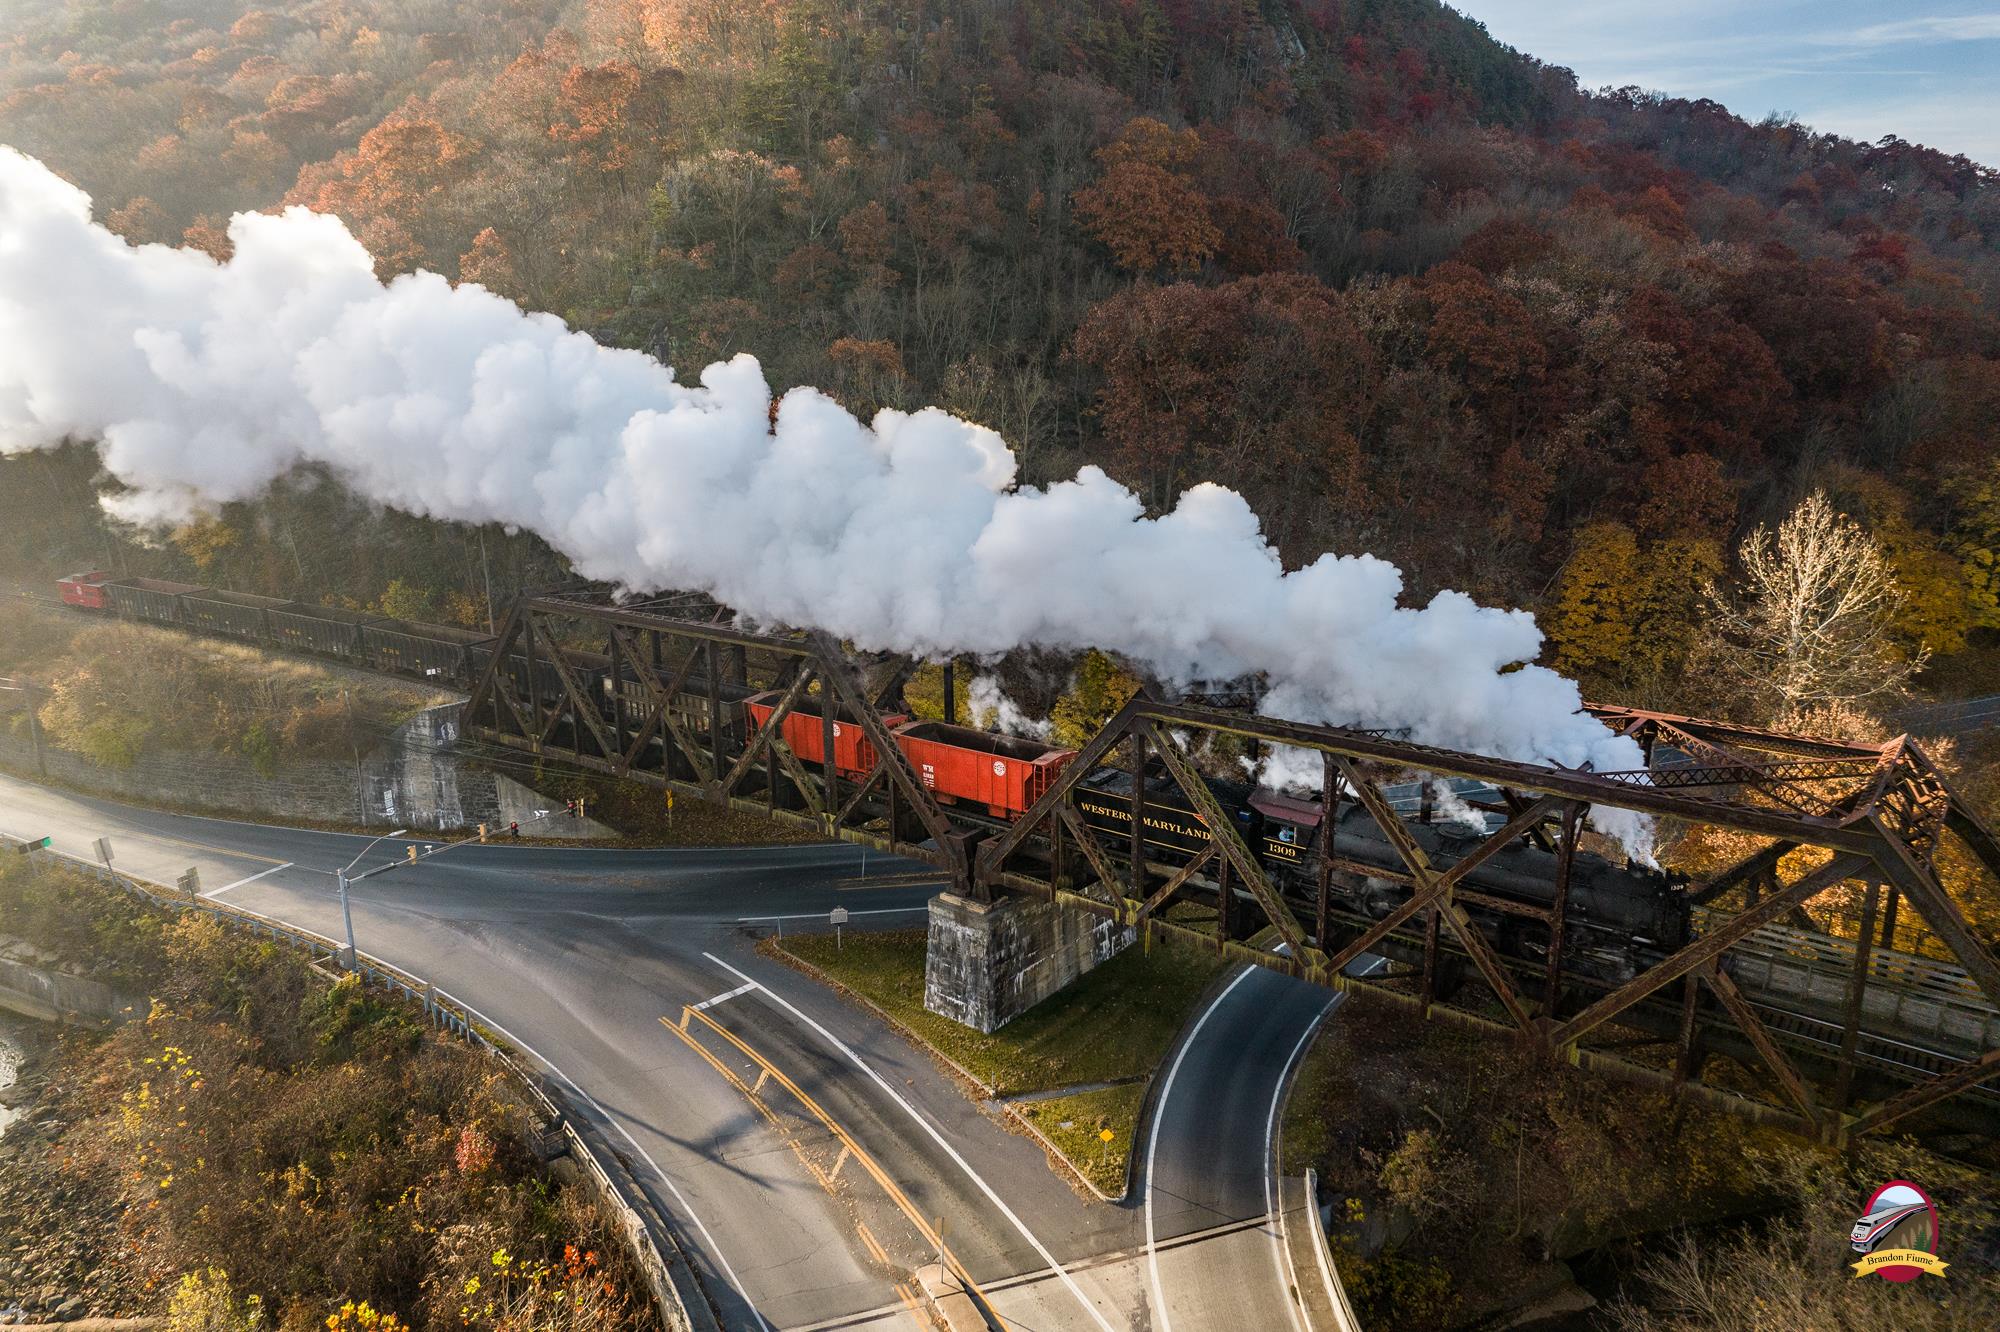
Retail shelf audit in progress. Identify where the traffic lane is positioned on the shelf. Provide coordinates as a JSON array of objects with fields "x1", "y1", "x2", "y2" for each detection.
[
  {"x1": 1140, "y1": 963, "x2": 1338, "y2": 1332},
  {"x1": 220, "y1": 870, "x2": 896, "y2": 1331},
  {"x1": 676, "y1": 974, "x2": 1138, "y2": 1332},
  {"x1": 1146, "y1": 965, "x2": 1335, "y2": 1236},
  {"x1": 0, "y1": 769, "x2": 924, "y2": 889},
  {"x1": 708, "y1": 940, "x2": 1142, "y2": 1258}
]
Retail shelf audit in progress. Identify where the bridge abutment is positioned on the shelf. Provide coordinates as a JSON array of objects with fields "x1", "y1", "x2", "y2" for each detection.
[{"x1": 922, "y1": 891, "x2": 1132, "y2": 1033}]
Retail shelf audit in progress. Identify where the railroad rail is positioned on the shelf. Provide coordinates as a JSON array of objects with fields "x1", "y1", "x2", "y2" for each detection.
[
  {"x1": 19, "y1": 578, "x2": 2000, "y2": 1140},
  {"x1": 456, "y1": 595, "x2": 2000, "y2": 1144}
]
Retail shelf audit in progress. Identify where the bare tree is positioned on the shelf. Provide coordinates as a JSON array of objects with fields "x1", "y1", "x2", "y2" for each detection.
[{"x1": 1702, "y1": 492, "x2": 1923, "y2": 718}]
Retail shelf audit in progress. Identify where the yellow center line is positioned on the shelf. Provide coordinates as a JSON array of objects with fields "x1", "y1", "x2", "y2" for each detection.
[
  {"x1": 855, "y1": 1221, "x2": 891, "y2": 1266},
  {"x1": 892, "y1": 1280, "x2": 930, "y2": 1329},
  {"x1": 672, "y1": 1005, "x2": 1013, "y2": 1331}
]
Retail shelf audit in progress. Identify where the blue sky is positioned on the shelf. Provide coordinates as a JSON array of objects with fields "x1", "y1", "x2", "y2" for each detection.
[{"x1": 1454, "y1": 2, "x2": 2000, "y2": 167}]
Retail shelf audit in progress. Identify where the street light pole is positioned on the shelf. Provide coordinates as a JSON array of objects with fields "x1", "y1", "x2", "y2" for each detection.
[{"x1": 336, "y1": 828, "x2": 407, "y2": 970}]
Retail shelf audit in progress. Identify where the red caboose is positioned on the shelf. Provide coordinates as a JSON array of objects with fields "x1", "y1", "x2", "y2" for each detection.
[
  {"x1": 894, "y1": 721, "x2": 1077, "y2": 818},
  {"x1": 55, "y1": 570, "x2": 113, "y2": 609},
  {"x1": 742, "y1": 691, "x2": 908, "y2": 781}
]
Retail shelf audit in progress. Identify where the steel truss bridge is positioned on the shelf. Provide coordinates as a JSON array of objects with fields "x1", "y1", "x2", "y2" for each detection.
[{"x1": 462, "y1": 593, "x2": 2000, "y2": 1145}]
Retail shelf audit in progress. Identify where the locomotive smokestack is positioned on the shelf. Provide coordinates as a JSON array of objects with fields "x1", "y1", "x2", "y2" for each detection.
[{"x1": 0, "y1": 147, "x2": 1653, "y2": 856}]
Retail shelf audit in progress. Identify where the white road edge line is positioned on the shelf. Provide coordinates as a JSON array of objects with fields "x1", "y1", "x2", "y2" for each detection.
[
  {"x1": 1269, "y1": 994, "x2": 1343, "y2": 1332},
  {"x1": 203, "y1": 861, "x2": 293, "y2": 898},
  {"x1": 701, "y1": 951, "x2": 1119, "y2": 1332},
  {"x1": 1145, "y1": 964, "x2": 1256, "y2": 1332},
  {"x1": 15, "y1": 826, "x2": 774, "y2": 1332},
  {"x1": 446, "y1": 995, "x2": 775, "y2": 1332},
  {"x1": 692, "y1": 981, "x2": 758, "y2": 1012}
]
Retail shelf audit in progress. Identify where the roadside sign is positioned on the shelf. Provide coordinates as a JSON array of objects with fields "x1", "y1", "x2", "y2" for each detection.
[
  {"x1": 14, "y1": 836, "x2": 50, "y2": 854},
  {"x1": 1099, "y1": 1128, "x2": 1115, "y2": 1142},
  {"x1": 829, "y1": 907, "x2": 850, "y2": 925},
  {"x1": 92, "y1": 836, "x2": 112, "y2": 865}
]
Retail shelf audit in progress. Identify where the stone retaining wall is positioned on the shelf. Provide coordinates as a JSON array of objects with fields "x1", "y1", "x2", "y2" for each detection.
[
  {"x1": 0, "y1": 705, "x2": 501, "y2": 833},
  {"x1": 0, "y1": 956, "x2": 138, "y2": 1027}
]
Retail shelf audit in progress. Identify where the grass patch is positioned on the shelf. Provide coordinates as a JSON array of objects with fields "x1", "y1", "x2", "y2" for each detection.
[
  {"x1": 777, "y1": 927, "x2": 1225, "y2": 1094},
  {"x1": 1013, "y1": 1082, "x2": 1147, "y2": 1195}
]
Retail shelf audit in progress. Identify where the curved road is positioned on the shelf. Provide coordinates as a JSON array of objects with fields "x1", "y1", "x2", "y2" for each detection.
[{"x1": 0, "y1": 772, "x2": 1343, "y2": 1330}]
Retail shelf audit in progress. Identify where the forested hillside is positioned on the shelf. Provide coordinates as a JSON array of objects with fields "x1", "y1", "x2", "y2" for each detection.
[{"x1": 3, "y1": 0, "x2": 1996, "y2": 714}]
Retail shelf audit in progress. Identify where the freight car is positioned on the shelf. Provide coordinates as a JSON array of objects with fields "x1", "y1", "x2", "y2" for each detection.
[
  {"x1": 52, "y1": 571, "x2": 497, "y2": 688},
  {"x1": 743, "y1": 692, "x2": 909, "y2": 782},
  {"x1": 1075, "y1": 762, "x2": 1689, "y2": 983},
  {"x1": 897, "y1": 721, "x2": 1075, "y2": 817}
]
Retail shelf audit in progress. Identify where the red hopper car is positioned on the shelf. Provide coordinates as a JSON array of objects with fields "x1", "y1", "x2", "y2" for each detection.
[
  {"x1": 742, "y1": 691, "x2": 908, "y2": 782},
  {"x1": 895, "y1": 721, "x2": 1076, "y2": 818}
]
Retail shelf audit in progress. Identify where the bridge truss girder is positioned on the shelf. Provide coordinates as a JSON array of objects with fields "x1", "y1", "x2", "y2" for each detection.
[{"x1": 462, "y1": 597, "x2": 2000, "y2": 1144}]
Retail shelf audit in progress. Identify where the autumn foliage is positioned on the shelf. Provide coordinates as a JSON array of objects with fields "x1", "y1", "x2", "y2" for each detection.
[{"x1": 0, "y1": 0, "x2": 1996, "y2": 716}]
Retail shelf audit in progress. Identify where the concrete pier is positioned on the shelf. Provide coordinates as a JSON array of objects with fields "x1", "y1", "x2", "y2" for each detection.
[{"x1": 922, "y1": 891, "x2": 1132, "y2": 1033}]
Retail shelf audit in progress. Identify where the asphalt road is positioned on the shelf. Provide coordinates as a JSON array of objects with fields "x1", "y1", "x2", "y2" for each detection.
[{"x1": 0, "y1": 773, "x2": 1347, "y2": 1331}]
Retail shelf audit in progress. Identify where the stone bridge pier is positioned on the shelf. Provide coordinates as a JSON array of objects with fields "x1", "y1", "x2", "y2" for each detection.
[{"x1": 922, "y1": 891, "x2": 1132, "y2": 1032}]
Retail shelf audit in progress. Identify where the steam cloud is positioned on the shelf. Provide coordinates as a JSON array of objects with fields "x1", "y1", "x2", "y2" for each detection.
[{"x1": 0, "y1": 148, "x2": 1653, "y2": 855}]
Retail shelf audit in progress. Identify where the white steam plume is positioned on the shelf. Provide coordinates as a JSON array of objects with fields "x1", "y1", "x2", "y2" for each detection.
[
  {"x1": 0, "y1": 148, "x2": 1653, "y2": 849},
  {"x1": 969, "y1": 674, "x2": 1052, "y2": 741}
]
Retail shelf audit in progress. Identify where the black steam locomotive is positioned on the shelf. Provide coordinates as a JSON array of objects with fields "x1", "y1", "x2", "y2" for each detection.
[{"x1": 1075, "y1": 766, "x2": 1691, "y2": 985}]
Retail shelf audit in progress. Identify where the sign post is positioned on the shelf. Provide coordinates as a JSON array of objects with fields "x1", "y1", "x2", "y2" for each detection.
[{"x1": 830, "y1": 905, "x2": 849, "y2": 952}]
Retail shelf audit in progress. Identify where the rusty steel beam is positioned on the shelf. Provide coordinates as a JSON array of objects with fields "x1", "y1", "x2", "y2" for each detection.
[
  {"x1": 1133, "y1": 845, "x2": 1217, "y2": 926},
  {"x1": 1848, "y1": 1049, "x2": 2000, "y2": 1138},
  {"x1": 1136, "y1": 701, "x2": 1882, "y2": 853},
  {"x1": 538, "y1": 622, "x2": 617, "y2": 760},
  {"x1": 1585, "y1": 704, "x2": 1883, "y2": 760},
  {"x1": 1057, "y1": 803, "x2": 1125, "y2": 906},
  {"x1": 1867, "y1": 820, "x2": 2000, "y2": 1007},
  {"x1": 1146, "y1": 721, "x2": 1312, "y2": 963},
  {"x1": 810, "y1": 632, "x2": 968, "y2": 892},
  {"x1": 1702, "y1": 963, "x2": 1820, "y2": 1130},
  {"x1": 1322, "y1": 777, "x2": 1563, "y2": 977},
  {"x1": 719, "y1": 665, "x2": 815, "y2": 796},
  {"x1": 1552, "y1": 853, "x2": 1870, "y2": 1050}
]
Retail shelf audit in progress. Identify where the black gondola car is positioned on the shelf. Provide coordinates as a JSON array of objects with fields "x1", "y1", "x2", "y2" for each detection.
[
  {"x1": 358, "y1": 619, "x2": 495, "y2": 683},
  {"x1": 102, "y1": 576, "x2": 203, "y2": 627},
  {"x1": 181, "y1": 588, "x2": 289, "y2": 641},
  {"x1": 266, "y1": 603, "x2": 386, "y2": 662}
]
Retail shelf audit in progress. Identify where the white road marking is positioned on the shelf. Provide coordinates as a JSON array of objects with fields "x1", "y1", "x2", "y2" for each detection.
[
  {"x1": 702, "y1": 952, "x2": 1119, "y2": 1332},
  {"x1": 446, "y1": 996, "x2": 775, "y2": 1332},
  {"x1": 693, "y1": 981, "x2": 758, "y2": 1012},
  {"x1": 1268, "y1": 995, "x2": 1342, "y2": 1332},
  {"x1": 204, "y1": 862, "x2": 293, "y2": 898},
  {"x1": 1145, "y1": 965, "x2": 1254, "y2": 1332}
]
